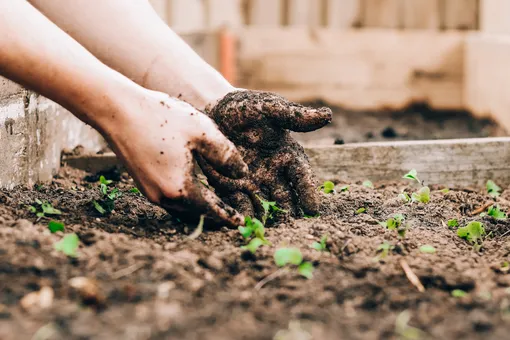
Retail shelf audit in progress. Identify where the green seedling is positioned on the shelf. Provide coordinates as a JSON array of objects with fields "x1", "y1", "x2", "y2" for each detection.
[
  {"x1": 339, "y1": 185, "x2": 349, "y2": 192},
  {"x1": 441, "y1": 188, "x2": 450, "y2": 193},
  {"x1": 374, "y1": 242, "x2": 394, "y2": 261},
  {"x1": 403, "y1": 169, "x2": 421, "y2": 184},
  {"x1": 29, "y1": 199, "x2": 62, "y2": 219},
  {"x1": 54, "y1": 233, "x2": 79, "y2": 257},
  {"x1": 99, "y1": 175, "x2": 113, "y2": 186},
  {"x1": 398, "y1": 192, "x2": 411, "y2": 203},
  {"x1": 355, "y1": 207, "x2": 366, "y2": 215},
  {"x1": 379, "y1": 213, "x2": 405, "y2": 230},
  {"x1": 48, "y1": 221, "x2": 64, "y2": 233},
  {"x1": 447, "y1": 219, "x2": 458, "y2": 228},
  {"x1": 93, "y1": 181, "x2": 122, "y2": 215},
  {"x1": 274, "y1": 247, "x2": 314, "y2": 279},
  {"x1": 501, "y1": 261, "x2": 510, "y2": 273},
  {"x1": 311, "y1": 235, "x2": 328, "y2": 252},
  {"x1": 303, "y1": 213, "x2": 320, "y2": 219},
  {"x1": 319, "y1": 181, "x2": 335, "y2": 194},
  {"x1": 242, "y1": 238, "x2": 265, "y2": 254},
  {"x1": 451, "y1": 289, "x2": 467, "y2": 298},
  {"x1": 457, "y1": 221, "x2": 486, "y2": 251},
  {"x1": 395, "y1": 310, "x2": 425, "y2": 340},
  {"x1": 363, "y1": 180, "x2": 374, "y2": 189},
  {"x1": 188, "y1": 215, "x2": 204, "y2": 240},
  {"x1": 487, "y1": 180, "x2": 501, "y2": 197},
  {"x1": 257, "y1": 195, "x2": 287, "y2": 224},
  {"x1": 411, "y1": 186, "x2": 430, "y2": 204},
  {"x1": 419, "y1": 245, "x2": 436, "y2": 254},
  {"x1": 238, "y1": 216, "x2": 270, "y2": 254},
  {"x1": 487, "y1": 205, "x2": 507, "y2": 220},
  {"x1": 129, "y1": 187, "x2": 142, "y2": 195}
]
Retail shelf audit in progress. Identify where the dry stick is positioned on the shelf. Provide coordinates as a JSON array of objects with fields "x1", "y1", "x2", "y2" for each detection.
[
  {"x1": 469, "y1": 202, "x2": 493, "y2": 216},
  {"x1": 400, "y1": 259, "x2": 425, "y2": 293},
  {"x1": 255, "y1": 268, "x2": 289, "y2": 291},
  {"x1": 111, "y1": 262, "x2": 145, "y2": 280}
]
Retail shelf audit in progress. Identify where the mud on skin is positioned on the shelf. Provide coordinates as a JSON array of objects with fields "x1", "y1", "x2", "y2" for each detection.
[
  {"x1": 203, "y1": 90, "x2": 332, "y2": 219},
  {"x1": 3, "y1": 167, "x2": 510, "y2": 339}
]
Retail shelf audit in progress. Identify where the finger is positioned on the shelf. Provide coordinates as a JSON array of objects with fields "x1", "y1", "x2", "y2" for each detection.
[
  {"x1": 286, "y1": 156, "x2": 321, "y2": 215},
  {"x1": 262, "y1": 99, "x2": 333, "y2": 132},
  {"x1": 194, "y1": 118, "x2": 248, "y2": 179}
]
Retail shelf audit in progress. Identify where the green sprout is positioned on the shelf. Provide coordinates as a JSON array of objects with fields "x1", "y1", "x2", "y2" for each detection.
[
  {"x1": 274, "y1": 248, "x2": 314, "y2": 279},
  {"x1": 398, "y1": 192, "x2": 411, "y2": 203},
  {"x1": 129, "y1": 187, "x2": 142, "y2": 196},
  {"x1": 363, "y1": 180, "x2": 374, "y2": 189},
  {"x1": 441, "y1": 188, "x2": 450, "y2": 193},
  {"x1": 311, "y1": 235, "x2": 328, "y2": 252},
  {"x1": 239, "y1": 216, "x2": 271, "y2": 254},
  {"x1": 257, "y1": 195, "x2": 287, "y2": 225},
  {"x1": 303, "y1": 213, "x2": 320, "y2": 219},
  {"x1": 374, "y1": 242, "x2": 394, "y2": 261},
  {"x1": 93, "y1": 180, "x2": 122, "y2": 215},
  {"x1": 99, "y1": 175, "x2": 113, "y2": 186},
  {"x1": 487, "y1": 180, "x2": 501, "y2": 197},
  {"x1": 403, "y1": 169, "x2": 421, "y2": 184},
  {"x1": 242, "y1": 238, "x2": 265, "y2": 254},
  {"x1": 447, "y1": 219, "x2": 458, "y2": 228},
  {"x1": 395, "y1": 310, "x2": 425, "y2": 340},
  {"x1": 379, "y1": 213, "x2": 405, "y2": 230},
  {"x1": 48, "y1": 221, "x2": 64, "y2": 233},
  {"x1": 451, "y1": 289, "x2": 467, "y2": 298},
  {"x1": 28, "y1": 199, "x2": 62, "y2": 219},
  {"x1": 487, "y1": 205, "x2": 507, "y2": 220},
  {"x1": 339, "y1": 185, "x2": 349, "y2": 192},
  {"x1": 419, "y1": 245, "x2": 436, "y2": 254},
  {"x1": 54, "y1": 233, "x2": 80, "y2": 257},
  {"x1": 411, "y1": 186, "x2": 430, "y2": 204},
  {"x1": 319, "y1": 181, "x2": 335, "y2": 194},
  {"x1": 457, "y1": 221, "x2": 486, "y2": 251},
  {"x1": 355, "y1": 207, "x2": 366, "y2": 215}
]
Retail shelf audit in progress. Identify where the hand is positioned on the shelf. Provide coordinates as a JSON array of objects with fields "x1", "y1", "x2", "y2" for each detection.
[
  {"x1": 102, "y1": 89, "x2": 248, "y2": 227},
  {"x1": 200, "y1": 90, "x2": 332, "y2": 219}
]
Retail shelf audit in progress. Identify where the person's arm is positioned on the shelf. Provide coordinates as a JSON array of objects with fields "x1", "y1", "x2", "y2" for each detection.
[
  {"x1": 0, "y1": 0, "x2": 247, "y2": 227},
  {"x1": 28, "y1": 0, "x2": 234, "y2": 111}
]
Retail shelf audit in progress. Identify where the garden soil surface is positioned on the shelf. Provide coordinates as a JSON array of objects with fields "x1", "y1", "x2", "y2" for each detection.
[{"x1": 2, "y1": 167, "x2": 510, "y2": 339}]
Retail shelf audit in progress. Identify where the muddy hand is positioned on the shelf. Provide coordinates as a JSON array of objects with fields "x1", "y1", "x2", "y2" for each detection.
[
  {"x1": 103, "y1": 90, "x2": 248, "y2": 228},
  {"x1": 201, "y1": 90, "x2": 332, "y2": 218}
]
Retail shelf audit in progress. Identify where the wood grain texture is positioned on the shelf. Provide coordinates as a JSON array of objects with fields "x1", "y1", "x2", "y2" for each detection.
[
  {"x1": 441, "y1": 0, "x2": 478, "y2": 30},
  {"x1": 249, "y1": 0, "x2": 282, "y2": 26},
  {"x1": 205, "y1": 0, "x2": 243, "y2": 28},
  {"x1": 361, "y1": 0, "x2": 403, "y2": 28},
  {"x1": 326, "y1": 0, "x2": 362, "y2": 28},
  {"x1": 63, "y1": 138, "x2": 510, "y2": 187},
  {"x1": 402, "y1": 0, "x2": 440, "y2": 29}
]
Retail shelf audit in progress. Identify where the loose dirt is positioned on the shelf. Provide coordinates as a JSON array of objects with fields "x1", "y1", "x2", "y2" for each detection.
[{"x1": 2, "y1": 166, "x2": 510, "y2": 339}]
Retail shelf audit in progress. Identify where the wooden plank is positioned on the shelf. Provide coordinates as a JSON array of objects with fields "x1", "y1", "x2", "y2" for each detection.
[
  {"x1": 249, "y1": 0, "x2": 282, "y2": 26},
  {"x1": 402, "y1": 0, "x2": 440, "y2": 30},
  {"x1": 480, "y1": 0, "x2": 510, "y2": 34},
  {"x1": 237, "y1": 28, "x2": 465, "y2": 111},
  {"x1": 205, "y1": 0, "x2": 243, "y2": 29},
  {"x1": 306, "y1": 138, "x2": 510, "y2": 187},
  {"x1": 325, "y1": 0, "x2": 362, "y2": 28},
  {"x1": 167, "y1": 0, "x2": 206, "y2": 33},
  {"x1": 285, "y1": 0, "x2": 310, "y2": 26},
  {"x1": 362, "y1": 0, "x2": 403, "y2": 28},
  {"x1": 441, "y1": 0, "x2": 478, "y2": 30},
  {"x1": 63, "y1": 137, "x2": 510, "y2": 187}
]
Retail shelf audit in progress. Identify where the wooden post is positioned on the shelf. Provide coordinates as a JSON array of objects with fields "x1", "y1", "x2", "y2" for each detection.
[
  {"x1": 402, "y1": 0, "x2": 440, "y2": 30},
  {"x1": 325, "y1": 0, "x2": 362, "y2": 28},
  {"x1": 441, "y1": 0, "x2": 478, "y2": 30},
  {"x1": 205, "y1": 0, "x2": 244, "y2": 29},
  {"x1": 361, "y1": 0, "x2": 403, "y2": 28},
  {"x1": 249, "y1": 0, "x2": 283, "y2": 26}
]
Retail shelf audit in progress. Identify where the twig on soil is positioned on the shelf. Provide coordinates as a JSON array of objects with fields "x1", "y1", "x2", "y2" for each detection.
[
  {"x1": 469, "y1": 202, "x2": 493, "y2": 216},
  {"x1": 187, "y1": 215, "x2": 205, "y2": 240},
  {"x1": 111, "y1": 262, "x2": 146, "y2": 280},
  {"x1": 255, "y1": 268, "x2": 289, "y2": 291},
  {"x1": 400, "y1": 259, "x2": 425, "y2": 293}
]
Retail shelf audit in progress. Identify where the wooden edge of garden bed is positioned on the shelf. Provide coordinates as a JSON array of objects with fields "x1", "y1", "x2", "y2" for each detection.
[{"x1": 63, "y1": 137, "x2": 510, "y2": 188}]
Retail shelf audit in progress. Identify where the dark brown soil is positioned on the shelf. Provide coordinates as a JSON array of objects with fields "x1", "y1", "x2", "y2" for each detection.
[
  {"x1": 294, "y1": 102, "x2": 507, "y2": 145},
  {"x1": 2, "y1": 167, "x2": 510, "y2": 339}
]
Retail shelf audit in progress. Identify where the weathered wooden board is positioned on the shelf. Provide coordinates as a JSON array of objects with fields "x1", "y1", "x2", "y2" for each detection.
[
  {"x1": 238, "y1": 28, "x2": 465, "y2": 110},
  {"x1": 325, "y1": 0, "x2": 362, "y2": 28},
  {"x1": 361, "y1": 0, "x2": 403, "y2": 28},
  {"x1": 205, "y1": 0, "x2": 243, "y2": 28},
  {"x1": 441, "y1": 0, "x2": 478, "y2": 30},
  {"x1": 402, "y1": 0, "x2": 440, "y2": 29},
  {"x1": 248, "y1": 0, "x2": 282, "y2": 26},
  {"x1": 307, "y1": 137, "x2": 510, "y2": 187},
  {"x1": 63, "y1": 138, "x2": 510, "y2": 187}
]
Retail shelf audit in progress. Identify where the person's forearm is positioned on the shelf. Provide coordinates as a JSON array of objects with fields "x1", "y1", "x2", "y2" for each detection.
[
  {"x1": 28, "y1": 0, "x2": 234, "y2": 111},
  {"x1": 0, "y1": 0, "x2": 142, "y2": 134}
]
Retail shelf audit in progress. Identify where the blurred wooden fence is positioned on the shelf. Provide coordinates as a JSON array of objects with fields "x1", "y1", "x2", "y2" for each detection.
[{"x1": 149, "y1": 0, "x2": 479, "y2": 32}]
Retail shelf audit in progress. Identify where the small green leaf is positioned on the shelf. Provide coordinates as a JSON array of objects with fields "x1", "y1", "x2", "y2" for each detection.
[
  {"x1": 362, "y1": 180, "x2": 374, "y2": 189},
  {"x1": 321, "y1": 181, "x2": 336, "y2": 194},
  {"x1": 238, "y1": 226, "x2": 253, "y2": 239},
  {"x1": 274, "y1": 248, "x2": 303, "y2": 267},
  {"x1": 54, "y1": 233, "x2": 79, "y2": 257},
  {"x1": 100, "y1": 183, "x2": 108, "y2": 196},
  {"x1": 419, "y1": 245, "x2": 436, "y2": 254},
  {"x1": 451, "y1": 289, "x2": 467, "y2": 298},
  {"x1": 129, "y1": 187, "x2": 141, "y2": 194},
  {"x1": 311, "y1": 235, "x2": 328, "y2": 251},
  {"x1": 488, "y1": 205, "x2": 507, "y2": 220},
  {"x1": 41, "y1": 203, "x2": 61, "y2": 215},
  {"x1": 303, "y1": 213, "x2": 319, "y2": 219},
  {"x1": 36, "y1": 212, "x2": 45, "y2": 218},
  {"x1": 378, "y1": 221, "x2": 388, "y2": 227},
  {"x1": 386, "y1": 218, "x2": 397, "y2": 230},
  {"x1": 411, "y1": 186, "x2": 430, "y2": 203},
  {"x1": 355, "y1": 207, "x2": 366, "y2": 215},
  {"x1": 311, "y1": 242, "x2": 323, "y2": 251},
  {"x1": 241, "y1": 237, "x2": 265, "y2": 254},
  {"x1": 398, "y1": 192, "x2": 411, "y2": 202},
  {"x1": 441, "y1": 188, "x2": 450, "y2": 193},
  {"x1": 457, "y1": 221, "x2": 485, "y2": 244},
  {"x1": 48, "y1": 221, "x2": 64, "y2": 233},
  {"x1": 298, "y1": 262, "x2": 314, "y2": 279},
  {"x1": 447, "y1": 219, "x2": 458, "y2": 228},
  {"x1": 99, "y1": 175, "x2": 113, "y2": 186},
  {"x1": 487, "y1": 180, "x2": 501, "y2": 197},
  {"x1": 35, "y1": 198, "x2": 43, "y2": 205},
  {"x1": 93, "y1": 200, "x2": 106, "y2": 215},
  {"x1": 28, "y1": 205, "x2": 37, "y2": 213},
  {"x1": 403, "y1": 169, "x2": 421, "y2": 183},
  {"x1": 339, "y1": 185, "x2": 349, "y2": 192}
]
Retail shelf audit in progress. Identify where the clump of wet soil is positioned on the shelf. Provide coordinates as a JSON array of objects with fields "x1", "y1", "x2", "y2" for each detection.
[
  {"x1": 2, "y1": 167, "x2": 510, "y2": 339},
  {"x1": 294, "y1": 102, "x2": 507, "y2": 146}
]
